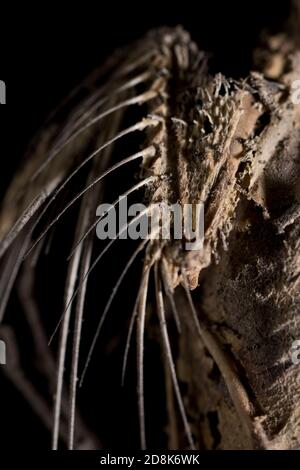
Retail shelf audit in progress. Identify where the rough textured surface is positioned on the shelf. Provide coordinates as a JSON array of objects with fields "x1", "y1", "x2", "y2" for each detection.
[{"x1": 178, "y1": 32, "x2": 300, "y2": 449}]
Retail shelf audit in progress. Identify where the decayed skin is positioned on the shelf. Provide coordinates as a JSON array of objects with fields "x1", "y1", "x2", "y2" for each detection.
[
  {"x1": 139, "y1": 26, "x2": 300, "y2": 448},
  {"x1": 177, "y1": 30, "x2": 300, "y2": 449}
]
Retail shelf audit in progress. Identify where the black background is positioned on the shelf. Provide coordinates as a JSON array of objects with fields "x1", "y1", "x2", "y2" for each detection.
[{"x1": 0, "y1": 0, "x2": 292, "y2": 450}]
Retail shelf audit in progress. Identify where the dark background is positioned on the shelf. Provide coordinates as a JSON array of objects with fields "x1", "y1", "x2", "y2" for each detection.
[{"x1": 0, "y1": 0, "x2": 292, "y2": 450}]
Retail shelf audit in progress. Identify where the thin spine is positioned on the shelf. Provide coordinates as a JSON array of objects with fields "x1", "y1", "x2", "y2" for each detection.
[
  {"x1": 155, "y1": 264, "x2": 195, "y2": 450},
  {"x1": 136, "y1": 266, "x2": 151, "y2": 450}
]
